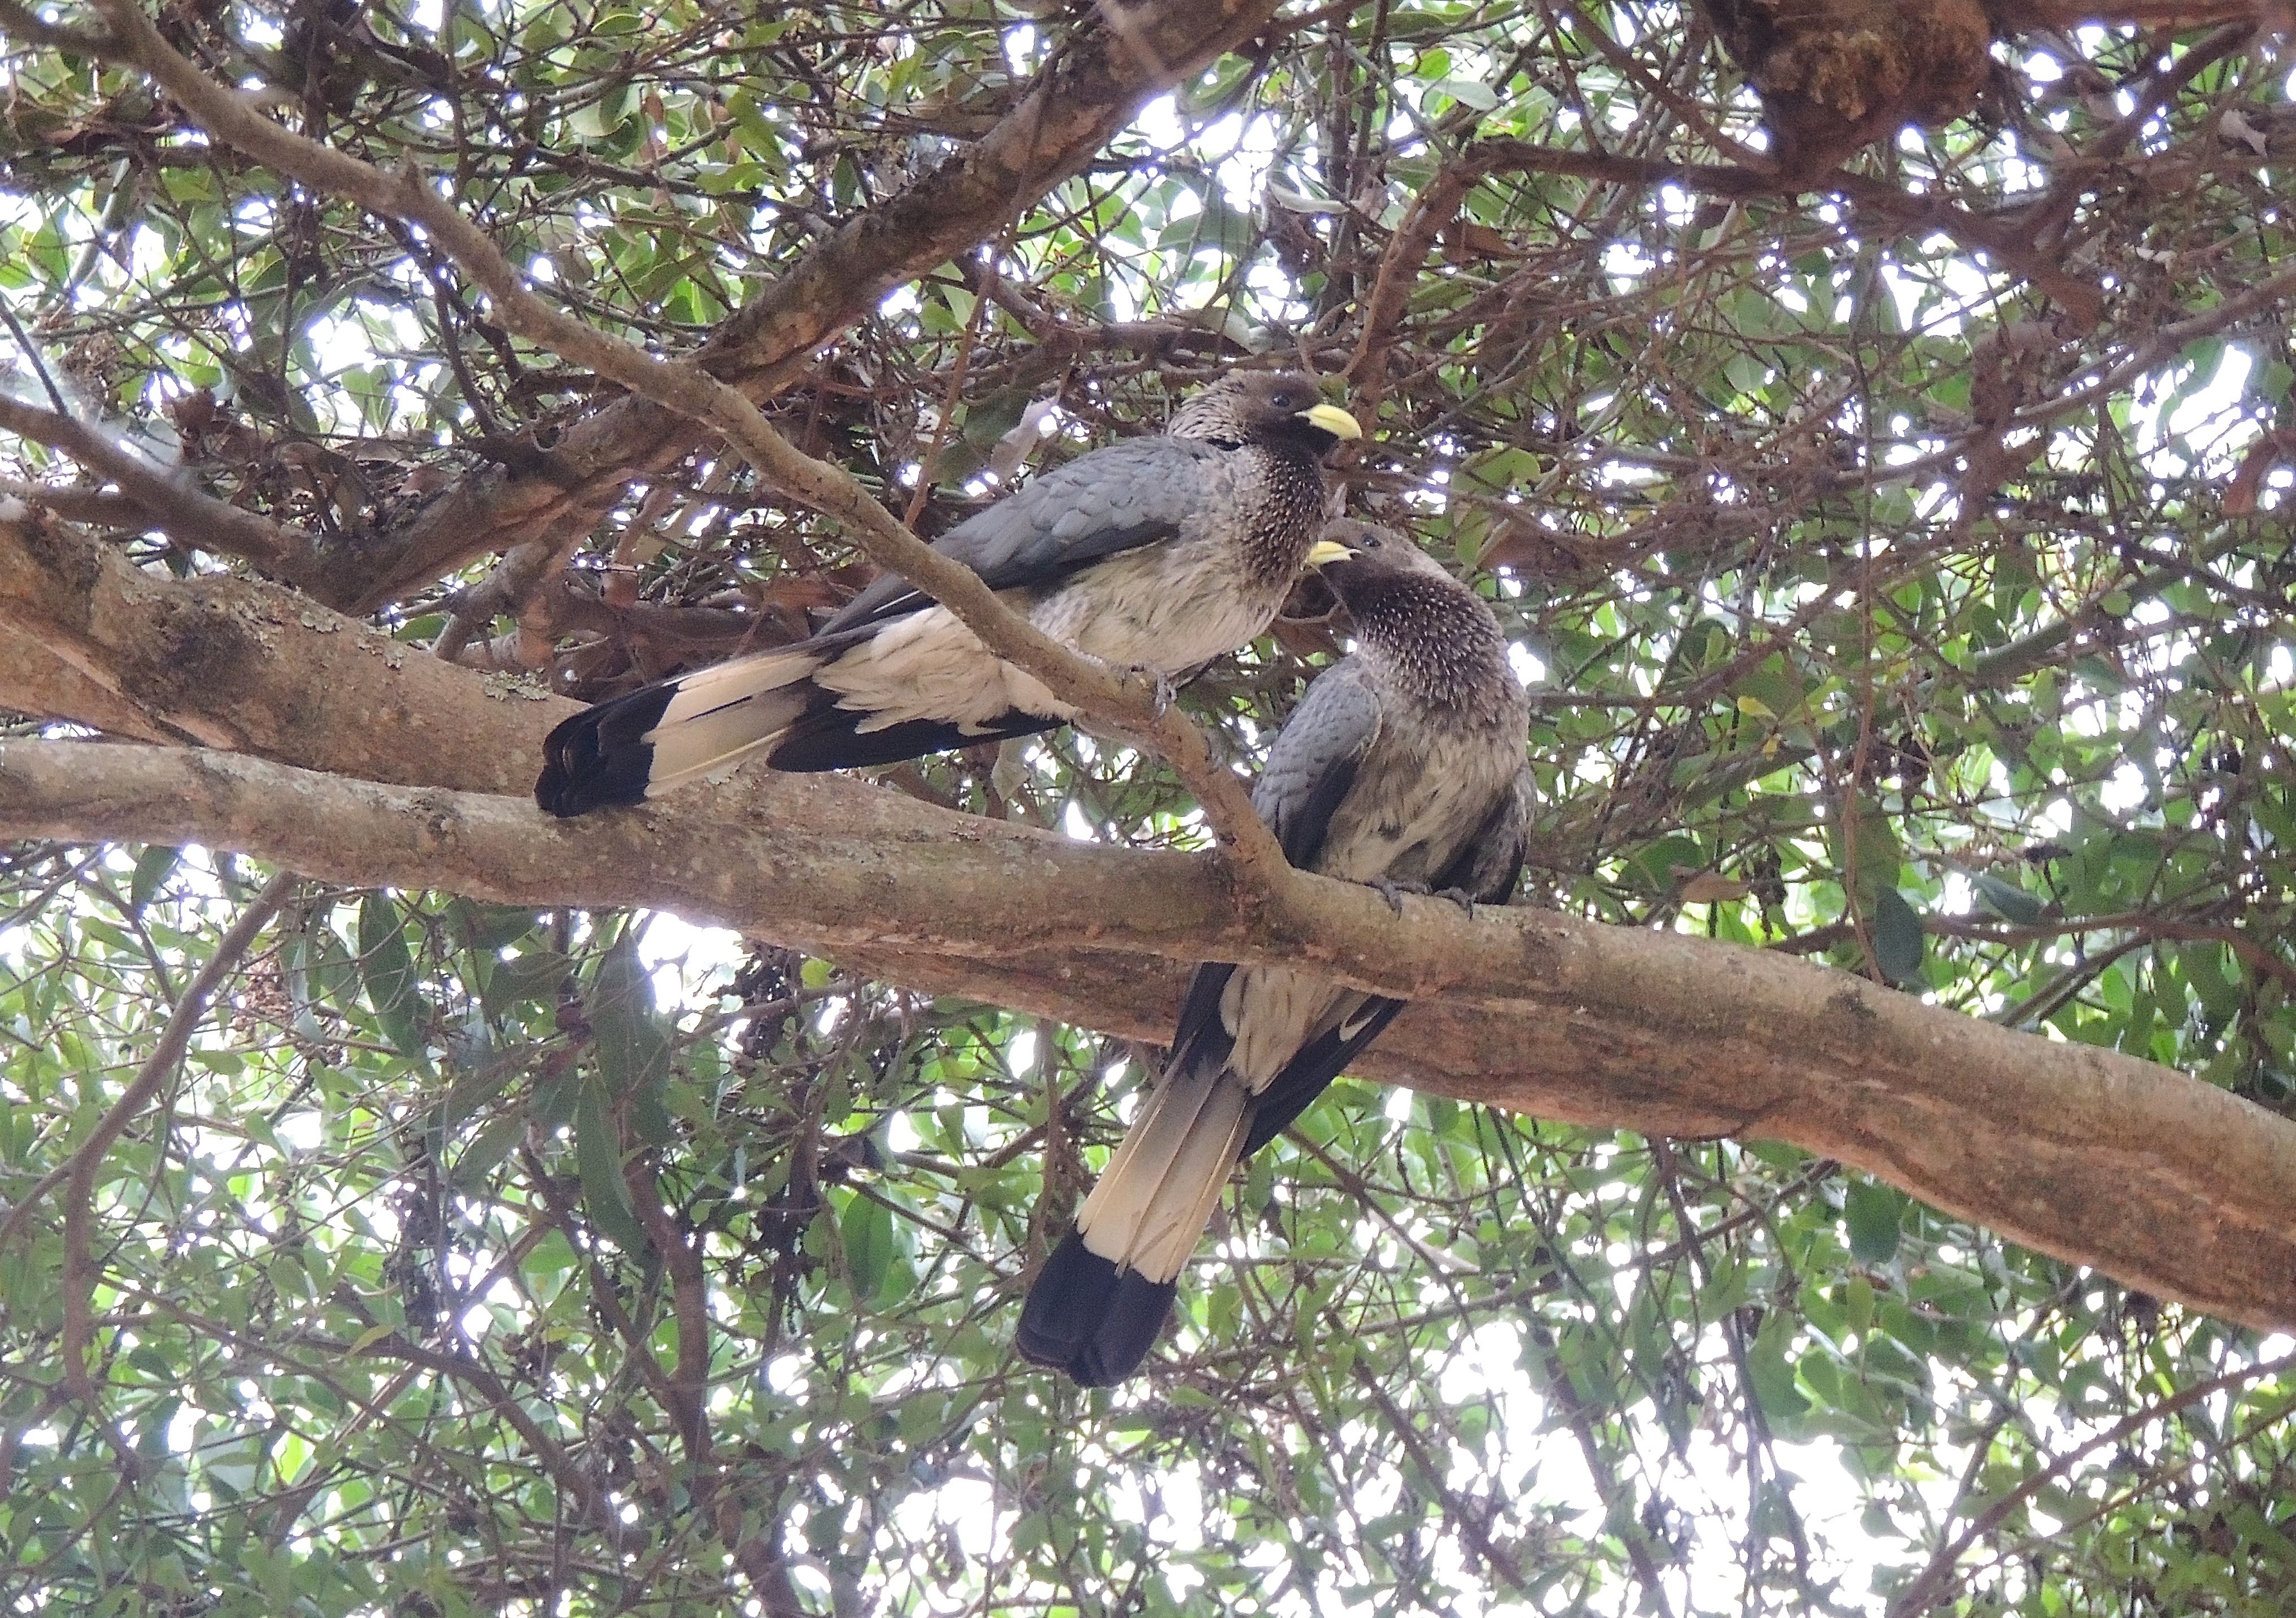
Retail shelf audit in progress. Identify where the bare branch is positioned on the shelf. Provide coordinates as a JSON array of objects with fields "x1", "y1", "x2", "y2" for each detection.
[
  {"x1": 0, "y1": 478, "x2": 148, "y2": 526},
  {"x1": 0, "y1": 393, "x2": 319, "y2": 582},
  {"x1": 0, "y1": 0, "x2": 117, "y2": 60},
  {"x1": 1422, "y1": 139, "x2": 2107, "y2": 324},
  {"x1": 271, "y1": 0, "x2": 1306, "y2": 612}
]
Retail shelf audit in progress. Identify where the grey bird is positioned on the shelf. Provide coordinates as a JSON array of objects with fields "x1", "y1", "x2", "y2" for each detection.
[
  {"x1": 534, "y1": 373, "x2": 1362, "y2": 815},
  {"x1": 1016, "y1": 521, "x2": 1533, "y2": 1386}
]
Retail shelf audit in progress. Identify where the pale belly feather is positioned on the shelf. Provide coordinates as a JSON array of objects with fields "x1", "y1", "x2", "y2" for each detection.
[{"x1": 810, "y1": 540, "x2": 1284, "y2": 734}]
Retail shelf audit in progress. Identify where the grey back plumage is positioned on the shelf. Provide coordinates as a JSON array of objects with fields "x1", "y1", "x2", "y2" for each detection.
[
  {"x1": 820, "y1": 436, "x2": 1223, "y2": 633},
  {"x1": 1251, "y1": 661, "x2": 1384, "y2": 869},
  {"x1": 824, "y1": 371, "x2": 1349, "y2": 633}
]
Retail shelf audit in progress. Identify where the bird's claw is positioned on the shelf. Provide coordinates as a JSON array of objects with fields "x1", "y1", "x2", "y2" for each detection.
[
  {"x1": 1122, "y1": 666, "x2": 1179, "y2": 718},
  {"x1": 1371, "y1": 877, "x2": 1422, "y2": 916},
  {"x1": 1370, "y1": 878, "x2": 1475, "y2": 919}
]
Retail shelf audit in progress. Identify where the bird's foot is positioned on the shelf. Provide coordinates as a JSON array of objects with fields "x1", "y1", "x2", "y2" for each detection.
[
  {"x1": 1369, "y1": 878, "x2": 1478, "y2": 918},
  {"x1": 1126, "y1": 666, "x2": 1180, "y2": 718},
  {"x1": 1371, "y1": 876, "x2": 1427, "y2": 916}
]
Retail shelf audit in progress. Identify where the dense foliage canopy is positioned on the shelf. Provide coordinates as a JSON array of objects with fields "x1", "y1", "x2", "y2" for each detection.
[{"x1": 2, "y1": 0, "x2": 2294, "y2": 1611}]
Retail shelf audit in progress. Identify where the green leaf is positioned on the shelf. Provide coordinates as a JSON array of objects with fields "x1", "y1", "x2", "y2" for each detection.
[
  {"x1": 1628, "y1": 834, "x2": 1705, "y2": 891},
  {"x1": 303, "y1": 917, "x2": 360, "y2": 1020},
  {"x1": 1430, "y1": 76, "x2": 1497, "y2": 111},
  {"x1": 483, "y1": 948, "x2": 571, "y2": 1021},
  {"x1": 1871, "y1": 888, "x2": 1925, "y2": 987},
  {"x1": 2178, "y1": 942, "x2": 2242, "y2": 1019},
  {"x1": 1843, "y1": 1180, "x2": 1903, "y2": 1267},
  {"x1": 586, "y1": 937, "x2": 671, "y2": 1100},
  {"x1": 574, "y1": 1079, "x2": 647, "y2": 1253},
  {"x1": 451, "y1": 900, "x2": 541, "y2": 953},
  {"x1": 1746, "y1": 1313, "x2": 1810, "y2": 1419},
  {"x1": 451, "y1": 1111, "x2": 528, "y2": 1192},
  {"x1": 129, "y1": 845, "x2": 178, "y2": 915},
  {"x1": 841, "y1": 1190, "x2": 895, "y2": 1304},
  {"x1": 1972, "y1": 872, "x2": 2044, "y2": 926},
  {"x1": 1829, "y1": 796, "x2": 1903, "y2": 909},
  {"x1": 357, "y1": 895, "x2": 427, "y2": 1058}
]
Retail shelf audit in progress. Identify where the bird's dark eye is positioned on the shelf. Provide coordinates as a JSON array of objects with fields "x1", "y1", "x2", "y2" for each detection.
[{"x1": 1363, "y1": 535, "x2": 1382, "y2": 548}]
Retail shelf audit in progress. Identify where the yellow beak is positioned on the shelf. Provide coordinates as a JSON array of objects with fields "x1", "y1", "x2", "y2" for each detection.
[
  {"x1": 1299, "y1": 403, "x2": 1363, "y2": 441},
  {"x1": 1304, "y1": 538, "x2": 1356, "y2": 568}
]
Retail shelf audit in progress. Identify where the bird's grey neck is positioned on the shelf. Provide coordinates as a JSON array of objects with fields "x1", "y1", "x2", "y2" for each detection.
[
  {"x1": 1235, "y1": 447, "x2": 1328, "y2": 580},
  {"x1": 1353, "y1": 587, "x2": 1515, "y2": 721}
]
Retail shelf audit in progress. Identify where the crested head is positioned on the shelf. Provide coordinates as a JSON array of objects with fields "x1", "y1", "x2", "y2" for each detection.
[
  {"x1": 1168, "y1": 372, "x2": 1362, "y2": 456},
  {"x1": 1313, "y1": 520, "x2": 1466, "y2": 600},
  {"x1": 1311, "y1": 520, "x2": 1518, "y2": 719}
]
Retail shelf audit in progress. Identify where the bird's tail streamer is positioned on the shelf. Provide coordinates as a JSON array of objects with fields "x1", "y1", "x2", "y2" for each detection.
[
  {"x1": 535, "y1": 646, "x2": 824, "y2": 815},
  {"x1": 1015, "y1": 1053, "x2": 1251, "y2": 1385}
]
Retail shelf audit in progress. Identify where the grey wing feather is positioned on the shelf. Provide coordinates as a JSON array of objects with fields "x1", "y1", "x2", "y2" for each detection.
[
  {"x1": 1436, "y1": 765, "x2": 1533, "y2": 904},
  {"x1": 1252, "y1": 658, "x2": 1384, "y2": 870},
  {"x1": 821, "y1": 438, "x2": 1221, "y2": 633},
  {"x1": 1171, "y1": 662, "x2": 1382, "y2": 1059}
]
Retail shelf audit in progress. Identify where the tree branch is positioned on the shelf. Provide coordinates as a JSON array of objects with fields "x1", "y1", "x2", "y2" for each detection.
[
  {"x1": 0, "y1": 393, "x2": 319, "y2": 583},
  {"x1": 0, "y1": 510, "x2": 554, "y2": 793},
  {"x1": 4, "y1": 737, "x2": 2294, "y2": 1337},
  {"x1": 0, "y1": 0, "x2": 118, "y2": 59},
  {"x1": 1887, "y1": 1348, "x2": 2296, "y2": 1618},
  {"x1": 76, "y1": 7, "x2": 1291, "y2": 878},
  {"x1": 1388, "y1": 140, "x2": 2105, "y2": 324},
  {"x1": 8, "y1": 505, "x2": 2293, "y2": 1338},
  {"x1": 243, "y1": 0, "x2": 1306, "y2": 612}
]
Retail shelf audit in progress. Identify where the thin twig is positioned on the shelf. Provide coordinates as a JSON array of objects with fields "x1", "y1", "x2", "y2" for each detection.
[
  {"x1": 0, "y1": 478, "x2": 146, "y2": 525},
  {"x1": 0, "y1": 299, "x2": 73, "y2": 416},
  {"x1": 0, "y1": 0, "x2": 119, "y2": 57},
  {"x1": 51, "y1": 870, "x2": 296, "y2": 1414},
  {"x1": 1887, "y1": 1348, "x2": 2296, "y2": 1617}
]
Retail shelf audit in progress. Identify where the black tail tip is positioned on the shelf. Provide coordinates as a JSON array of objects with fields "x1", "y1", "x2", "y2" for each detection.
[
  {"x1": 534, "y1": 691, "x2": 668, "y2": 817},
  {"x1": 1016, "y1": 1229, "x2": 1179, "y2": 1388}
]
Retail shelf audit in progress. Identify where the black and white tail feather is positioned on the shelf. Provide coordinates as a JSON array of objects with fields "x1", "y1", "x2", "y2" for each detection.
[{"x1": 1016, "y1": 523, "x2": 1533, "y2": 1386}]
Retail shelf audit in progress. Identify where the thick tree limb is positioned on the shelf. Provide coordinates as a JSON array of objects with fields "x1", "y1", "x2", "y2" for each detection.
[
  {"x1": 3, "y1": 738, "x2": 2294, "y2": 1338},
  {"x1": 0, "y1": 621, "x2": 175, "y2": 743},
  {"x1": 0, "y1": 511, "x2": 552, "y2": 793}
]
